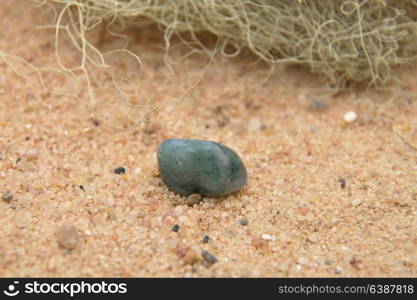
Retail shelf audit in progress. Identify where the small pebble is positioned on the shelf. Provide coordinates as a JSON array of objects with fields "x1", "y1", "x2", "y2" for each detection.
[
  {"x1": 172, "y1": 224, "x2": 180, "y2": 232},
  {"x1": 344, "y1": 111, "x2": 357, "y2": 123},
  {"x1": 202, "y1": 235, "x2": 210, "y2": 243},
  {"x1": 134, "y1": 167, "x2": 142, "y2": 175},
  {"x1": 350, "y1": 256, "x2": 364, "y2": 270},
  {"x1": 240, "y1": 217, "x2": 249, "y2": 226},
  {"x1": 114, "y1": 166, "x2": 126, "y2": 175},
  {"x1": 338, "y1": 177, "x2": 346, "y2": 188},
  {"x1": 176, "y1": 242, "x2": 189, "y2": 258},
  {"x1": 308, "y1": 232, "x2": 320, "y2": 243},
  {"x1": 91, "y1": 118, "x2": 100, "y2": 126},
  {"x1": 25, "y1": 149, "x2": 38, "y2": 161},
  {"x1": 261, "y1": 234, "x2": 272, "y2": 241},
  {"x1": 351, "y1": 198, "x2": 362, "y2": 207},
  {"x1": 186, "y1": 193, "x2": 202, "y2": 206},
  {"x1": 201, "y1": 250, "x2": 217, "y2": 264},
  {"x1": 57, "y1": 225, "x2": 79, "y2": 250},
  {"x1": 174, "y1": 206, "x2": 184, "y2": 216},
  {"x1": 162, "y1": 210, "x2": 177, "y2": 226},
  {"x1": 2, "y1": 190, "x2": 13, "y2": 203}
]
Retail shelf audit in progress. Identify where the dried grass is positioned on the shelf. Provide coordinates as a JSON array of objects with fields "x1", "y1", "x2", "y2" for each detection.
[{"x1": 36, "y1": 0, "x2": 417, "y2": 87}]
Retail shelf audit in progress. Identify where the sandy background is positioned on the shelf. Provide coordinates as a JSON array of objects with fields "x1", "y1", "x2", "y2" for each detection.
[{"x1": 0, "y1": 0, "x2": 416, "y2": 277}]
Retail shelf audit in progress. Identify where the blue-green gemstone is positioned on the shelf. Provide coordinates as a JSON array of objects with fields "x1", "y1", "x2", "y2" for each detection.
[{"x1": 157, "y1": 139, "x2": 247, "y2": 197}]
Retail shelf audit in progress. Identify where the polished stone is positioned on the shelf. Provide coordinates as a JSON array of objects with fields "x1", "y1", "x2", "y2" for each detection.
[{"x1": 157, "y1": 139, "x2": 247, "y2": 197}]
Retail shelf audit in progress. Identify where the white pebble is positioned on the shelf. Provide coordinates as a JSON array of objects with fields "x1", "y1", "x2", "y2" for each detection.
[
  {"x1": 174, "y1": 205, "x2": 184, "y2": 216},
  {"x1": 351, "y1": 198, "x2": 362, "y2": 207},
  {"x1": 134, "y1": 167, "x2": 142, "y2": 175},
  {"x1": 344, "y1": 111, "x2": 357, "y2": 123},
  {"x1": 178, "y1": 215, "x2": 187, "y2": 223},
  {"x1": 261, "y1": 234, "x2": 273, "y2": 241},
  {"x1": 202, "y1": 202, "x2": 211, "y2": 209}
]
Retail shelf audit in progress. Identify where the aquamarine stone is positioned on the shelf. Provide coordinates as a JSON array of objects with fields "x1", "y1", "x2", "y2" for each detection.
[{"x1": 157, "y1": 139, "x2": 247, "y2": 197}]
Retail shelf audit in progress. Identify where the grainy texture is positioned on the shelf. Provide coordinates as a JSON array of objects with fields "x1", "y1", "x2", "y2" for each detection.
[{"x1": 0, "y1": 0, "x2": 416, "y2": 277}]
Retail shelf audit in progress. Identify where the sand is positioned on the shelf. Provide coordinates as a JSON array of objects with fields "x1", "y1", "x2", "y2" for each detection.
[{"x1": 0, "y1": 0, "x2": 416, "y2": 277}]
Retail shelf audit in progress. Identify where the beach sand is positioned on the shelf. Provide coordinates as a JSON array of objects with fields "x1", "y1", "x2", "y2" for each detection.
[{"x1": 0, "y1": 0, "x2": 416, "y2": 277}]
